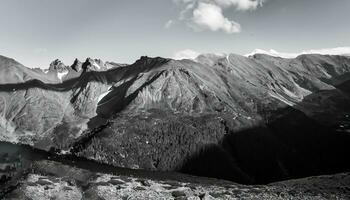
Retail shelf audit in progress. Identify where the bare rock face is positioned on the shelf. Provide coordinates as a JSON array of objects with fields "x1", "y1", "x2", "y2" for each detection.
[
  {"x1": 70, "y1": 58, "x2": 83, "y2": 72},
  {"x1": 0, "y1": 54, "x2": 350, "y2": 185},
  {"x1": 49, "y1": 59, "x2": 66, "y2": 71}
]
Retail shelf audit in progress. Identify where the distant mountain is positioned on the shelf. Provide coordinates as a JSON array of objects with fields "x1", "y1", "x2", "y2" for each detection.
[
  {"x1": 246, "y1": 47, "x2": 350, "y2": 59},
  {"x1": 0, "y1": 53, "x2": 350, "y2": 184}
]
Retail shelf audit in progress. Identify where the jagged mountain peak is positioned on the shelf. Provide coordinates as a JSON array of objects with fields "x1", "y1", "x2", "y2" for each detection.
[
  {"x1": 81, "y1": 57, "x2": 110, "y2": 71},
  {"x1": 47, "y1": 57, "x2": 107, "y2": 73},
  {"x1": 70, "y1": 58, "x2": 82, "y2": 72},
  {"x1": 49, "y1": 59, "x2": 67, "y2": 71}
]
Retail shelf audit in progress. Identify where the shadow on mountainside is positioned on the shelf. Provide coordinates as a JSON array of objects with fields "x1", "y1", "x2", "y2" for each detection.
[
  {"x1": 179, "y1": 84, "x2": 350, "y2": 185},
  {"x1": 69, "y1": 79, "x2": 350, "y2": 185},
  {"x1": 1, "y1": 56, "x2": 350, "y2": 186},
  {"x1": 0, "y1": 57, "x2": 170, "y2": 148},
  {"x1": 0, "y1": 56, "x2": 169, "y2": 92},
  {"x1": 71, "y1": 70, "x2": 167, "y2": 152}
]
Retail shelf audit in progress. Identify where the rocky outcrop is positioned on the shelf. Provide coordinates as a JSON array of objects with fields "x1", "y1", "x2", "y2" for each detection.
[{"x1": 2, "y1": 157, "x2": 350, "y2": 200}]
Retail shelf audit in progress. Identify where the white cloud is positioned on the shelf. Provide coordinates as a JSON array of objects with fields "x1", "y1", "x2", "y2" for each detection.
[
  {"x1": 245, "y1": 47, "x2": 350, "y2": 58},
  {"x1": 192, "y1": 3, "x2": 241, "y2": 33},
  {"x1": 213, "y1": 0, "x2": 266, "y2": 10},
  {"x1": 174, "y1": 0, "x2": 265, "y2": 11},
  {"x1": 245, "y1": 49, "x2": 298, "y2": 58},
  {"x1": 173, "y1": 49, "x2": 201, "y2": 60},
  {"x1": 172, "y1": 0, "x2": 266, "y2": 34}
]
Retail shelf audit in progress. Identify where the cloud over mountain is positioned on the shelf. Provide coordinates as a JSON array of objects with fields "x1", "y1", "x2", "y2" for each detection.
[
  {"x1": 173, "y1": 49, "x2": 201, "y2": 60},
  {"x1": 246, "y1": 47, "x2": 350, "y2": 58},
  {"x1": 173, "y1": 0, "x2": 266, "y2": 33}
]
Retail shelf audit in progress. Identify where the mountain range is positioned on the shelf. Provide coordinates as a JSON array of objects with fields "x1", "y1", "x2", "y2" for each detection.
[{"x1": 1, "y1": 53, "x2": 350, "y2": 188}]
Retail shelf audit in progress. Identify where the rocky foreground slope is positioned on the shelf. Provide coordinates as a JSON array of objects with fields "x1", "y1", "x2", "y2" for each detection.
[
  {"x1": 5, "y1": 164, "x2": 350, "y2": 200},
  {"x1": 1, "y1": 142, "x2": 350, "y2": 199},
  {"x1": 0, "y1": 53, "x2": 350, "y2": 185}
]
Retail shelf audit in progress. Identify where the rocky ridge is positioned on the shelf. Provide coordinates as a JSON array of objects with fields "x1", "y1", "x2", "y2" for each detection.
[{"x1": 0, "y1": 53, "x2": 350, "y2": 185}]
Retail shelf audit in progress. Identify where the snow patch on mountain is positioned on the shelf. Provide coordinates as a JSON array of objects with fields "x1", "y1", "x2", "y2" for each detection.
[
  {"x1": 97, "y1": 86, "x2": 113, "y2": 103},
  {"x1": 57, "y1": 70, "x2": 68, "y2": 81},
  {"x1": 269, "y1": 91, "x2": 295, "y2": 106},
  {"x1": 92, "y1": 61, "x2": 101, "y2": 70}
]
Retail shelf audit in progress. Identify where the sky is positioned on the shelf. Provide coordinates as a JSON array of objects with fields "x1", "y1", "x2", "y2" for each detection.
[{"x1": 0, "y1": 0, "x2": 350, "y2": 68}]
